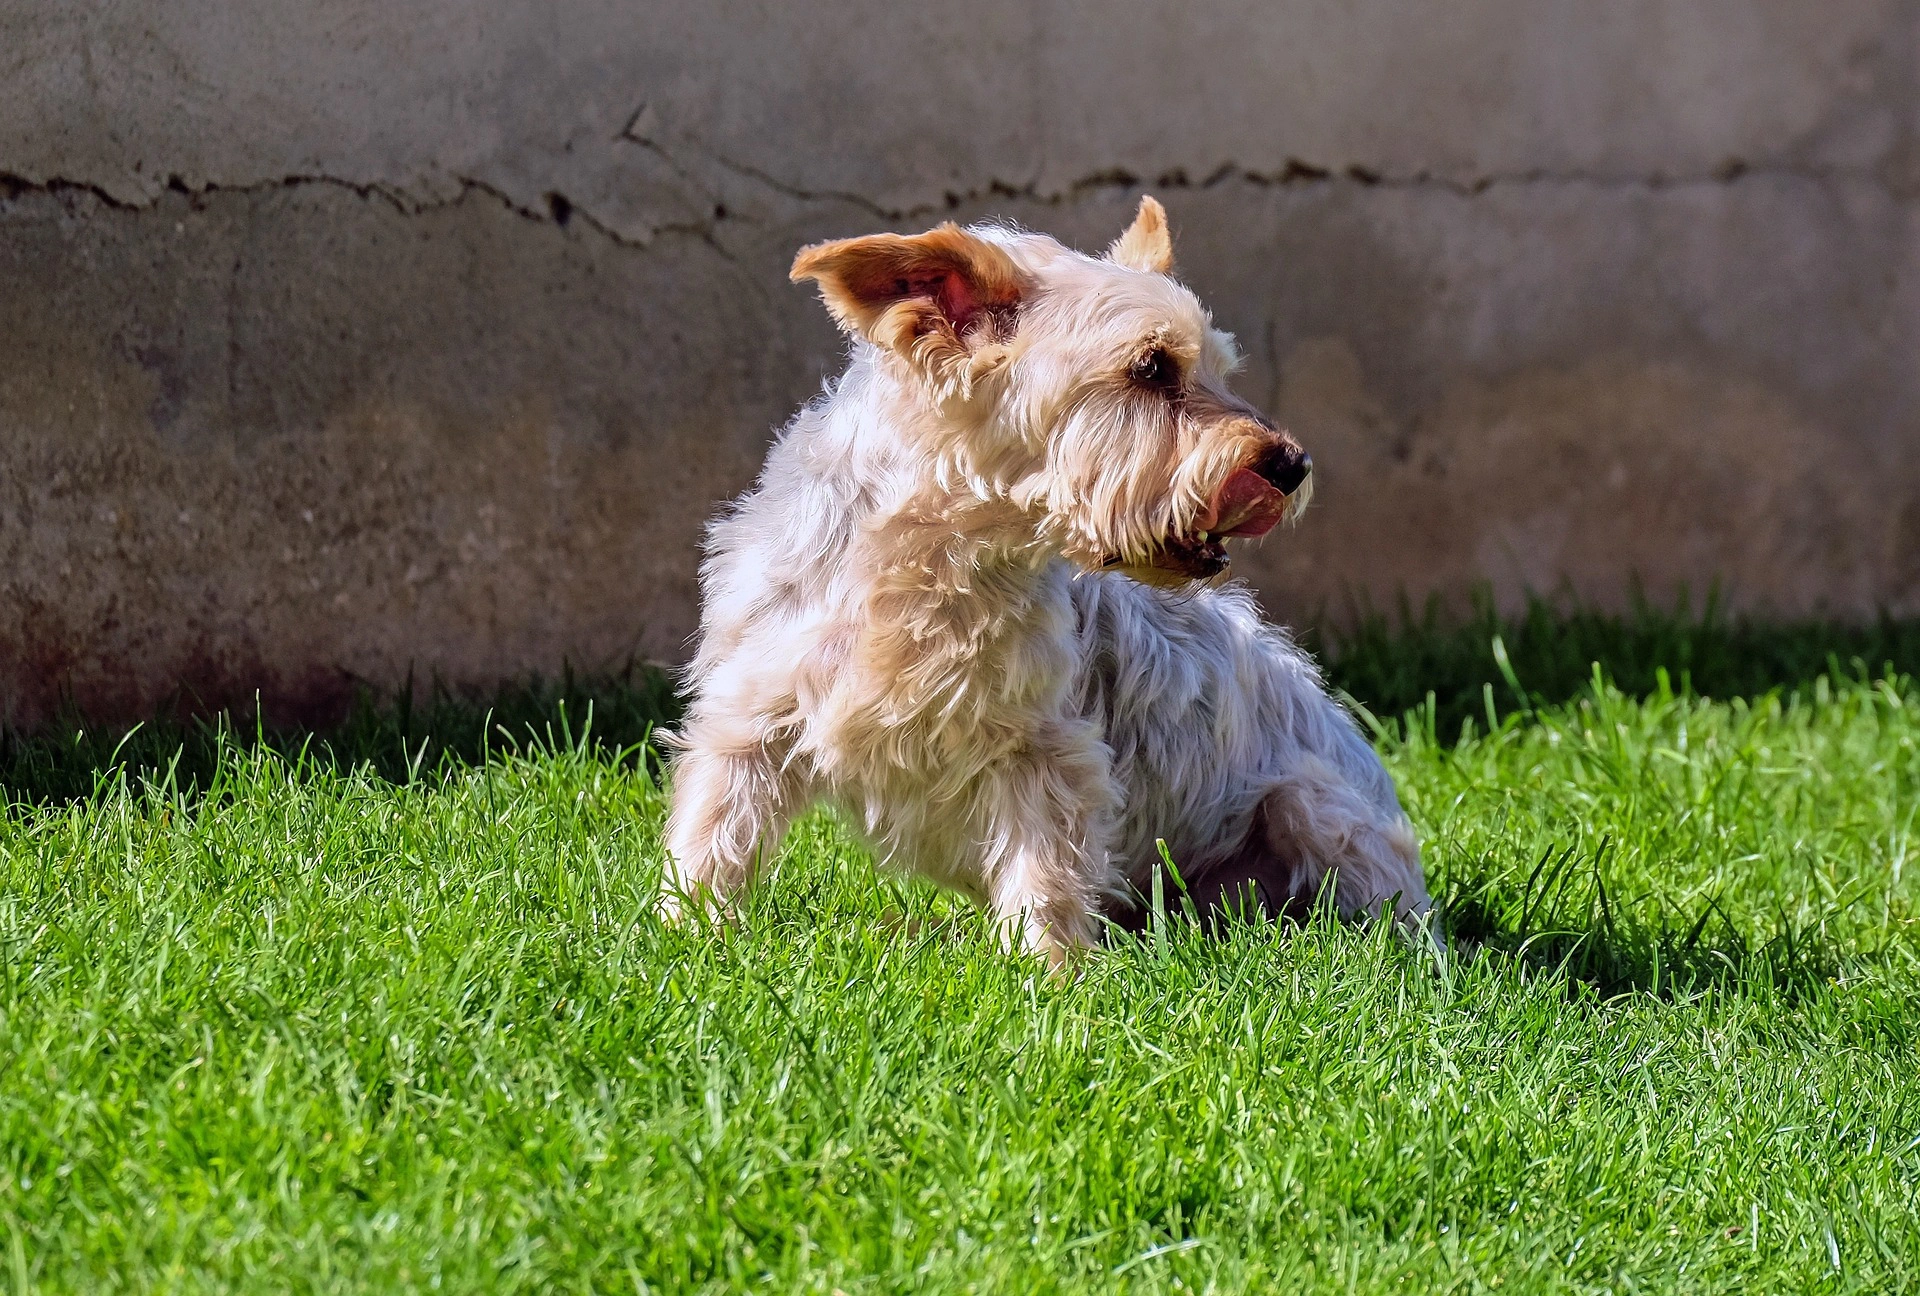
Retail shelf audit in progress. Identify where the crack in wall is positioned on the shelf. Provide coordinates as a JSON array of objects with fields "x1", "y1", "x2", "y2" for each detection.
[
  {"x1": 2, "y1": 150, "x2": 1908, "y2": 250},
  {"x1": 0, "y1": 169, "x2": 679, "y2": 249},
  {"x1": 877, "y1": 156, "x2": 1910, "y2": 219}
]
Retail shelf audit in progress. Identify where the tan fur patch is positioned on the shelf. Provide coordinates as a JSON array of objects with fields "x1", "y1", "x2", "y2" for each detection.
[{"x1": 1106, "y1": 195, "x2": 1174, "y2": 275}]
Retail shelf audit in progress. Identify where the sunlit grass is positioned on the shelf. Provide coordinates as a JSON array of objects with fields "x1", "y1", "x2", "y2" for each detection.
[{"x1": 1, "y1": 620, "x2": 1916, "y2": 1293}]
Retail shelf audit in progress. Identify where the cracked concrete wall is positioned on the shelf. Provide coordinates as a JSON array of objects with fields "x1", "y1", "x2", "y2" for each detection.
[{"x1": 4, "y1": 1, "x2": 1919, "y2": 724}]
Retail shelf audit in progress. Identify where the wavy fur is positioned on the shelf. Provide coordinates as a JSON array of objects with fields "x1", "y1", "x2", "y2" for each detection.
[{"x1": 663, "y1": 200, "x2": 1428, "y2": 963}]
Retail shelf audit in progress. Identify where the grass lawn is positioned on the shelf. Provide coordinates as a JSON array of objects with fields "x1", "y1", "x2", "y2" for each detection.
[{"x1": 2, "y1": 609, "x2": 1917, "y2": 1292}]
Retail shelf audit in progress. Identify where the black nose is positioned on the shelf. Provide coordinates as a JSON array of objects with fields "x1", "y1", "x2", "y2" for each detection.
[{"x1": 1254, "y1": 444, "x2": 1312, "y2": 495}]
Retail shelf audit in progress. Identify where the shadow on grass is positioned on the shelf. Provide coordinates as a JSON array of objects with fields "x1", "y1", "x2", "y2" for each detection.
[
  {"x1": 16, "y1": 587, "x2": 1916, "y2": 796},
  {"x1": 7, "y1": 592, "x2": 1919, "y2": 1001},
  {"x1": 1311, "y1": 585, "x2": 1920, "y2": 742},
  {"x1": 8, "y1": 589, "x2": 1919, "y2": 808},
  {"x1": 0, "y1": 664, "x2": 682, "y2": 807},
  {"x1": 1121, "y1": 840, "x2": 1876, "y2": 1003},
  {"x1": 7, "y1": 615, "x2": 1911, "y2": 1006},
  {"x1": 1436, "y1": 840, "x2": 1868, "y2": 1001}
]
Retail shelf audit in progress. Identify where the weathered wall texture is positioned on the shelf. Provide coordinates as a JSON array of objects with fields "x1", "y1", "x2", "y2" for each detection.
[{"x1": 3, "y1": 2, "x2": 1918, "y2": 724}]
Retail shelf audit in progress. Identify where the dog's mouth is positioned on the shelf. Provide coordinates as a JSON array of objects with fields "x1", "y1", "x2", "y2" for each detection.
[{"x1": 1101, "y1": 466, "x2": 1294, "y2": 583}]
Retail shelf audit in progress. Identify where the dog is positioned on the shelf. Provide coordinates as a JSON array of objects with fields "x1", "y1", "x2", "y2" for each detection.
[{"x1": 661, "y1": 196, "x2": 1429, "y2": 963}]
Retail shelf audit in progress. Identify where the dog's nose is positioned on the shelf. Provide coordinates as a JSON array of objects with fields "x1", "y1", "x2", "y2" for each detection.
[{"x1": 1253, "y1": 444, "x2": 1312, "y2": 496}]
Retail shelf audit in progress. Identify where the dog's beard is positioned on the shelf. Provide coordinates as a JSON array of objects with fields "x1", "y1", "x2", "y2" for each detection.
[
  {"x1": 1094, "y1": 465, "x2": 1301, "y2": 586},
  {"x1": 1099, "y1": 533, "x2": 1231, "y2": 585}
]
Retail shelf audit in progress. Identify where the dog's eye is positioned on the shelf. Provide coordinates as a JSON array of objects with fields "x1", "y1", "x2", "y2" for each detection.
[{"x1": 1128, "y1": 347, "x2": 1180, "y2": 394}]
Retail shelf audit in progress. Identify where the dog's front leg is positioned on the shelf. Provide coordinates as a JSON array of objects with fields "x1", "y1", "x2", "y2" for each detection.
[
  {"x1": 972, "y1": 730, "x2": 1120, "y2": 967},
  {"x1": 660, "y1": 732, "x2": 794, "y2": 922}
]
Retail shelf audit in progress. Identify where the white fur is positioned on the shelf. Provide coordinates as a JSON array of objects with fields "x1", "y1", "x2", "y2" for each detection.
[{"x1": 662, "y1": 205, "x2": 1428, "y2": 962}]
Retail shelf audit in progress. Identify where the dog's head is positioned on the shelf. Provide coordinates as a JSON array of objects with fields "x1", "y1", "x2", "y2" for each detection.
[{"x1": 791, "y1": 196, "x2": 1310, "y2": 585}]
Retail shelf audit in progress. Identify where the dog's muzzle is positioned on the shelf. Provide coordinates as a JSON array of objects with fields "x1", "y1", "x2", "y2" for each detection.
[{"x1": 1103, "y1": 436, "x2": 1311, "y2": 583}]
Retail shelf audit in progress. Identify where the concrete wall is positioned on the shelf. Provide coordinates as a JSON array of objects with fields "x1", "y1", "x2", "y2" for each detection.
[{"x1": 4, "y1": 1, "x2": 1918, "y2": 724}]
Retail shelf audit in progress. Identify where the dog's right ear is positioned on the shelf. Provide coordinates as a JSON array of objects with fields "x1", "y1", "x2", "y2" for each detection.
[{"x1": 790, "y1": 225, "x2": 1026, "y2": 361}]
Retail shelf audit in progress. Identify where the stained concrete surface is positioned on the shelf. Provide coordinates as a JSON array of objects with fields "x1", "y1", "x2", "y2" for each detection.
[{"x1": 3, "y1": 2, "x2": 1918, "y2": 724}]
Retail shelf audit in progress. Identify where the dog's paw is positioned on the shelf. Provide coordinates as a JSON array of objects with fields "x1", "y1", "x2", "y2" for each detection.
[
  {"x1": 653, "y1": 878, "x2": 744, "y2": 934},
  {"x1": 653, "y1": 887, "x2": 690, "y2": 926}
]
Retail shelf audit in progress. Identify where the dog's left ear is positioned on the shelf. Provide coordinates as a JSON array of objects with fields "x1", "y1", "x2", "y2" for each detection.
[
  {"x1": 1107, "y1": 195, "x2": 1174, "y2": 275},
  {"x1": 790, "y1": 224, "x2": 1025, "y2": 355}
]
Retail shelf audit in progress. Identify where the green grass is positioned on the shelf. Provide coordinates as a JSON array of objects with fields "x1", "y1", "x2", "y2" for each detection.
[
  {"x1": 1311, "y1": 588, "x2": 1920, "y2": 741},
  {"x1": 3, "y1": 615, "x2": 1919, "y2": 1293}
]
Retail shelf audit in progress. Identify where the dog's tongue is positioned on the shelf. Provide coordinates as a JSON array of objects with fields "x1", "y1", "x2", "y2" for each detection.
[{"x1": 1206, "y1": 467, "x2": 1287, "y2": 537}]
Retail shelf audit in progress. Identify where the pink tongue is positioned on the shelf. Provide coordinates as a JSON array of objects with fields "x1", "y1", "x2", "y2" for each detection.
[{"x1": 1206, "y1": 467, "x2": 1286, "y2": 536}]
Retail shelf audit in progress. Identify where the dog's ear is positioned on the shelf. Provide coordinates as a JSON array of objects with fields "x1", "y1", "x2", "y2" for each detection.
[
  {"x1": 789, "y1": 224, "x2": 1025, "y2": 355},
  {"x1": 1107, "y1": 195, "x2": 1174, "y2": 275}
]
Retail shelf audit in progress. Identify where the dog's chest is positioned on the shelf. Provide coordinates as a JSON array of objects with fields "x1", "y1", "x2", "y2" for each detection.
[{"x1": 800, "y1": 562, "x2": 1082, "y2": 783}]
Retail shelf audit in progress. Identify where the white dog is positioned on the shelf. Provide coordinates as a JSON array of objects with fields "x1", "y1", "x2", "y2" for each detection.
[{"x1": 662, "y1": 197, "x2": 1428, "y2": 963}]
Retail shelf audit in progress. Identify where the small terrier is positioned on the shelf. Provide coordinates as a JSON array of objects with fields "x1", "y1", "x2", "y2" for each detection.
[{"x1": 662, "y1": 197, "x2": 1429, "y2": 961}]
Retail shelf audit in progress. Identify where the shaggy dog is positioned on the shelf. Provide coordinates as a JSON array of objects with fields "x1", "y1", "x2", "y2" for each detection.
[{"x1": 661, "y1": 197, "x2": 1429, "y2": 963}]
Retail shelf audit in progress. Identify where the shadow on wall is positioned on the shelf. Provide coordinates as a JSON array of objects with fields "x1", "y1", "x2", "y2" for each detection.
[
  {"x1": 0, "y1": 663, "x2": 682, "y2": 807},
  {"x1": 7, "y1": 589, "x2": 1920, "y2": 808}
]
